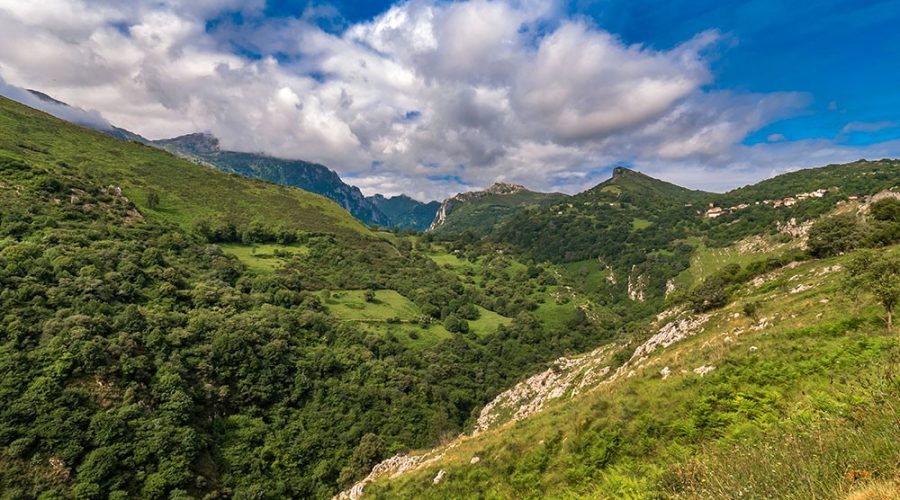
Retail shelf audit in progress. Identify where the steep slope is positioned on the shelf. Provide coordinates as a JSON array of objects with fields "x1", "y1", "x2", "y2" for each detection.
[
  {"x1": 367, "y1": 194, "x2": 440, "y2": 231},
  {"x1": 429, "y1": 182, "x2": 567, "y2": 235},
  {"x1": 156, "y1": 133, "x2": 390, "y2": 226},
  {"x1": 350, "y1": 248, "x2": 900, "y2": 499},
  {"x1": 0, "y1": 96, "x2": 371, "y2": 237}
]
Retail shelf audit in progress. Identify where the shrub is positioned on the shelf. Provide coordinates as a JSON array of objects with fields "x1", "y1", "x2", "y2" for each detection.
[{"x1": 807, "y1": 213, "x2": 863, "y2": 257}]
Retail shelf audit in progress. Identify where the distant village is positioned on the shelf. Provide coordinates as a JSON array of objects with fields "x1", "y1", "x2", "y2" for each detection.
[{"x1": 704, "y1": 188, "x2": 836, "y2": 219}]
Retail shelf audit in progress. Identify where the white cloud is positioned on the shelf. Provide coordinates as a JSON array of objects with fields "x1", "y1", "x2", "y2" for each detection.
[
  {"x1": 840, "y1": 120, "x2": 898, "y2": 134},
  {"x1": 0, "y1": 0, "x2": 895, "y2": 201}
]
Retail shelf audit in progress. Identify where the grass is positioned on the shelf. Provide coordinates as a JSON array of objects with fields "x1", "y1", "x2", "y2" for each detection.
[
  {"x1": 675, "y1": 236, "x2": 789, "y2": 289},
  {"x1": 426, "y1": 246, "x2": 588, "y2": 332},
  {"x1": 560, "y1": 260, "x2": 609, "y2": 292},
  {"x1": 0, "y1": 96, "x2": 370, "y2": 237},
  {"x1": 318, "y1": 290, "x2": 454, "y2": 347},
  {"x1": 365, "y1": 249, "x2": 900, "y2": 499},
  {"x1": 320, "y1": 290, "x2": 421, "y2": 321},
  {"x1": 219, "y1": 243, "x2": 309, "y2": 273},
  {"x1": 468, "y1": 306, "x2": 512, "y2": 336},
  {"x1": 631, "y1": 217, "x2": 652, "y2": 230}
]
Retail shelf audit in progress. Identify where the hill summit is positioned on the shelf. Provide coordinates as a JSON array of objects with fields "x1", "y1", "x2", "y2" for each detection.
[{"x1": 429, "y1": 182, "x2": 566, "y2": 233}]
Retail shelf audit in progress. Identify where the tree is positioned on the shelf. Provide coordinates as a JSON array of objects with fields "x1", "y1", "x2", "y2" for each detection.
[
  {"x1": 146, "y1": 191, "x2": 160, "y2": 210},
  {"x1": 846, "y1": 250, "x2": 900, "y2": 333},
  {"x1": 443, "y1": 314, "x2": 468, "y2": 333},
  {"x1": 807, "y1": 213, "x2": 863, "y2": 258},
  {"x1": 870, "y1": 197, "x2": 900, "y2": 222},
  {"x1": 688, "y1": 277, "x2": 728, "y2": 313},
  {"x1": 364, "y1": 289, "x2": 376, "y2": 302},
  {"x1": 338, "y1": 433, "x2": 385, "y2": 487}
]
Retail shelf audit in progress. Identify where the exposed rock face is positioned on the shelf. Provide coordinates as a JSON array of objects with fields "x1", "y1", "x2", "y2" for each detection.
[
  {"x1": 473, "y1": 345, "x2": 614, "y2": 434},
  {"x1": 428, "y1": 182, "x2": 528, "y2": 230},
  {"x1": 665, "y1": 279, "x2": 676, "y2": 297},
  {"x1": 777, "y1": 217, "x2": 813, "y2": 242},
  {"x1": 867, "y1": 189, "x2": 900, "y2": 205},
  {"x1": 627, "y1": 266, "x2": 647, "y2": 302},
  {"x1": 334, "y1": 452, "x2": 446, "y2": 500},
  {"x1": 630, "y1": 314, "x2": 711, "y2": 362}
]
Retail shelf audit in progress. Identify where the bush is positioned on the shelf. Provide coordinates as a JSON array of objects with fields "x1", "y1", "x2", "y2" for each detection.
[
  {"x1": 807, "y1": 214, "x2": 863, "y2": 258},
  {"x1": 444, "y1": 314, "x2": 469, "y2": 333},
  {"x1": 688, "y1": 277, "x2": 729, "y2": 313}
]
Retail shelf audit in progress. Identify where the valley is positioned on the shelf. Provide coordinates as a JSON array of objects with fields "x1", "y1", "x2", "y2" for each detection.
[{"x1": 0, "y1": 95, "x2": 897, "y2": 499}]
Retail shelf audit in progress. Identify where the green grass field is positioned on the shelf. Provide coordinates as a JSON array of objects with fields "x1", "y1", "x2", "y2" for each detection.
[
  {"x1": 560, "y1": 260, "x2": 609, "y2": 292},
  {"x1": 320, "y1": 290, "x2": 421, "y2": 321},
  {"x1": 631, "y1": 217, "x2": 652, "y2": 230},
  {"x1": 219, "y1": 243, "x2": 309, "y2": 273},
  {"x1": 468, "y1": 306, "x2": 512, "y2": 336},
  {"x1": 317, "y1": 290, "x2": 455, "y2": 347},
  {"x1": 674, "y1": 236, "x2": 792, "y2": 289}
]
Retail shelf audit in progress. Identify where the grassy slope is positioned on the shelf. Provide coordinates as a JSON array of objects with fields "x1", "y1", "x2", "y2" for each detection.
[
  {"x1": 367, "y1": 249, "x2": 900, "y2": 499},
  {"x1": 425, "y1": 246, "x2": 594, "y2": 332},
  {"x1": 219, "y1": 243, "x2": 310, "y2": 273},
  {"x1": 0, "y1": 96, "x2": 370, "y2": 237}
]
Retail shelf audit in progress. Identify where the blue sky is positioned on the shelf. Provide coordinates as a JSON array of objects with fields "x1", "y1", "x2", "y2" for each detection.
[
  {"x1": 256, "y1": 0, "x2": 900, "y2": 146},
  {"x1": 0, "y1": 0, "x2": 897, "y2": 200}
]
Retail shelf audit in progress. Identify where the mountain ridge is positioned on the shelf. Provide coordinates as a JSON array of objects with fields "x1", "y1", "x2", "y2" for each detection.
[{"x1": 428, "y1": 182, "x2": 568, "y2": 233}]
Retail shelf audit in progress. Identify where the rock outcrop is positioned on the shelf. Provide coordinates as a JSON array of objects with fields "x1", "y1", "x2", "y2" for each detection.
[{"x1": 428, "y1": 182, "x2": 528, "y2": 230}]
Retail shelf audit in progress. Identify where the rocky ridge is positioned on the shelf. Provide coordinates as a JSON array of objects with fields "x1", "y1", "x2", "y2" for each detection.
[{"x1": 428, "y1": 182, "x2": 528, "y2": 230}]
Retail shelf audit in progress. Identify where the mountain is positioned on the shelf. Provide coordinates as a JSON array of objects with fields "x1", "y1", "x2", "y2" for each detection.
[
  {"x1": 367, "y1": 194, "x2": 441, "y2": 231},
  {"x1": 428, "y1": 182, "x2": 568, "y2": 235},
  {"x1": 3, "y1": 93, "x2": 899, "y2": 500},
  {"x1": 155, "y1": 133, "x2": 390, "y2": 227},
  {"x1": 1, "y1": 96, "x2": 369, "y2": 237}
]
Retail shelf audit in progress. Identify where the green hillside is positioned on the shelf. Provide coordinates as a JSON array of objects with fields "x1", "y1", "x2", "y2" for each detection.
[
  {"x1": 363, "y1": 247, "x2": 900, "y2": 499},
  {"x1": 430, "y1": 183, "x2": 567, "y2": 236},
  {"x1": 156, "y1": 133, "x2": 391, "y2": 227},
  {"x1": 3, "y1": 94, "x2": 900, "y2": 500},
  {"x1": 0, "y1": 97, "x2": 370, "y2": 237},
  {"x1": 367, "y1": 194, "x2": 441, "y2": 231}
]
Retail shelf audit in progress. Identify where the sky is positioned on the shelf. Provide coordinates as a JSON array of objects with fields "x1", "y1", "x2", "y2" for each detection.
[{"x1": 0, "y1": 0, "x2": 898, "y2": 201}]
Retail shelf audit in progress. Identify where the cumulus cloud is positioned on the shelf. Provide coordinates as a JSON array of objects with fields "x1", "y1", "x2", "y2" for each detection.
[{"x1": 0, "y1": 0, "x2": 895, "y2": 200}]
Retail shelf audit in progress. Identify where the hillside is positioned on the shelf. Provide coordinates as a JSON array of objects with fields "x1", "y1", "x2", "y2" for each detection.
[
  {"x1": 155, "y1": 133, "x2": 390, "y2": 227},
  {"x1": 429, "y1": 183, "x2": 567, "y2": 235},
  {"x1": 350, "y1": 246, "x2": 900, "y2": 498},
  {"x1": 0, "y1": 96, "x2": 370, "y2": 237},
  {"x1": 367, "y1": 194, "x2": 441, "y2": 231}
]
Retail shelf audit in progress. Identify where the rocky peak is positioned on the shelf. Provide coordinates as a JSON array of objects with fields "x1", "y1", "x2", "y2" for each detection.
[
  {"x1": 484, "y1": 182, "x2": 527, "y2": 195},
  {"x1": 157, "y1": 133, "x2": 220, "y2": 155},
  {"x1": 428, "y1": 182, "x2": 530, "y2": 230},
  {"x1": 611, "y1": 166, "x2": 633, "y2": 179}
]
